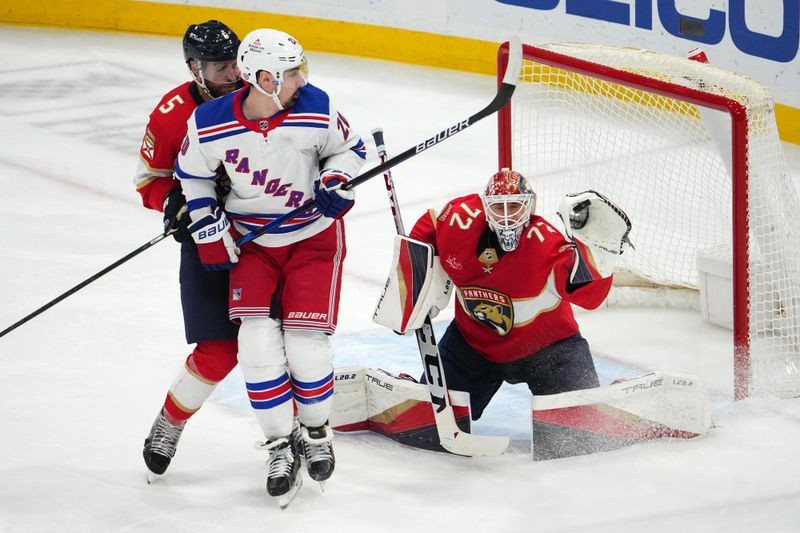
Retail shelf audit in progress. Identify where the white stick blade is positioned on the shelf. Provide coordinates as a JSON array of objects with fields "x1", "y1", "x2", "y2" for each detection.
[
  {"x1": 442, "y1": 432, "x2": 510, "y2": 457},
  {"x1": 502, "y1": 35, "x2": 523, "y2": 87}
]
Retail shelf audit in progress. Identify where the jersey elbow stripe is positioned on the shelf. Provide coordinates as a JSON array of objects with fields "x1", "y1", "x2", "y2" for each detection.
[
  {"x1": 350, "y1": 139, "x2": 367, "y2": 159},
  {"x1": 174, "y1": 160, "x2": 216, "y2": 181},
  {"x1": 187, "y1": 197, "x2": 217, "y2": 212}
]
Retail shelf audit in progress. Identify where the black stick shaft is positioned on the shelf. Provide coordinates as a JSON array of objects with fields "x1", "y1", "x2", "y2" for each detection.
[{"x1": 0, "y1": 233, "x2": 168, "y2": 339}]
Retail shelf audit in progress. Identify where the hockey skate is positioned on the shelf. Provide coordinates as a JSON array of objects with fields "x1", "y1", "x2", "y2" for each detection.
[
  {"x1": 143, "y1": 409, "x2": 185, "y2": 483},
  {"x1": 291, "y1": 416, "x2": 304, "y2": 463},
  {"x1": 301, "y1": 422, "x2": 335, "y2": 490},
  {"x1": 260, "y1": 436, "x2": 302, "y2": 509}
]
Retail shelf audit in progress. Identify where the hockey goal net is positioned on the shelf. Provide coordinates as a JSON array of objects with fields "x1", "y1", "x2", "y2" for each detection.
[{"x1": 497, "y1": 41, "x2": 800, "y2": 399}]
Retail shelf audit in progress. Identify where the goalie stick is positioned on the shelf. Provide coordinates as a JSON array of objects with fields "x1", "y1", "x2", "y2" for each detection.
[
  {"x1": 372, "y1": 127, "x2": 509, "y2": 457},
  {"x1": 236, "y1": 37, "x2": 523, "y2": 247}
]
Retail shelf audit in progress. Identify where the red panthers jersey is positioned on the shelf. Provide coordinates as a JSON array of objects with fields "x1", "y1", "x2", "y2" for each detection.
[
  {"x1": 134, "y1": 81, "x2": 205, "y2": 211},
  {"x1": 409, "y1": 193, "x2": 612, "y2": 363}
]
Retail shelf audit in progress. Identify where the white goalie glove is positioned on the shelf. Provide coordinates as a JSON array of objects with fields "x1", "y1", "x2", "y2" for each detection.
[{"x1": 557, "y1": 190, "x2": 632, "y2": 279}]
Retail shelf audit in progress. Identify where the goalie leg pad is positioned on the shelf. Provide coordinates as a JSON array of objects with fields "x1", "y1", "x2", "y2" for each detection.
[
  {"x1": 530, "y1": 371, "x2": 711, "y2": 461},
  {"x1": 373, "y1": 235, "x2": 452, "y2": 334},
  {"x1": 330, "y1": 366, "x2": 471, "y2": 453},
  {"x1": 364, "y1": 368, "x2": 471, "y2": 453},
  {"x1": 330, "y1": 367, "x2": 368, "y2": 431}
]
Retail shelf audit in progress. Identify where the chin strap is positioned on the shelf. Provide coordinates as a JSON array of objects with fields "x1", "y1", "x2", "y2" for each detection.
[{"x1": 251, "y1": 80, "x2": 285, "y2": 111}]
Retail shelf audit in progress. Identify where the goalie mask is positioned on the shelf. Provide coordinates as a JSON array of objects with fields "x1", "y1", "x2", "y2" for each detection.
[
  {"x1": 481, "y1": 168, "x2": 536, "y2": 252},
  {"x1": 237, "y1": 29, "x2": 309, "y2": 110}
]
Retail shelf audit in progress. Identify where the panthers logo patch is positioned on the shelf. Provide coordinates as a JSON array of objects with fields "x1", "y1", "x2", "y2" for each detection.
[{"x1": 460, "y1": 286, "x2": 513, "y2": 336}]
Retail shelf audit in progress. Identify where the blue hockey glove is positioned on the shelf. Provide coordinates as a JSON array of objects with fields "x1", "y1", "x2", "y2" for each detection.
[{"x1": 314, "y1": 170, "x2": 355, "y2": 219}]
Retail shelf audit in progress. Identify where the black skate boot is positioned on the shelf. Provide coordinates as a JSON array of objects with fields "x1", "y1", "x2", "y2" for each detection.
[
  {"x1": 143, "y1": 409, "x2": 185, "y2": 482},
  {"x1": 301, "y1": 422, "x2": 335, "y2": 486},
  {"x1": 263, "y1": 436, "x2": 302, "y2": 509},
  {"x1": 291, "y1": 416, "x2": 304, "y2": 462}
]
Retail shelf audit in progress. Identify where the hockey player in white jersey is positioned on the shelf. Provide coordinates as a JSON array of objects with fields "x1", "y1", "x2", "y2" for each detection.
[{"x1": 176, "y1": 28, "x2": 367, "y2": 505}]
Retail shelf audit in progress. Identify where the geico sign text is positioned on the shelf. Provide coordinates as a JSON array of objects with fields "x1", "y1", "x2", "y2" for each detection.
[{"x1": 497, "y1": 0, "x2": 799, "y2": 62}]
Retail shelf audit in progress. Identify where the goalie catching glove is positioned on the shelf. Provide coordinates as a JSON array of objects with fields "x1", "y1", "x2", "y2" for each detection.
[{"x1": 557, "y1": 190, "x2": 632, "y2": 280}]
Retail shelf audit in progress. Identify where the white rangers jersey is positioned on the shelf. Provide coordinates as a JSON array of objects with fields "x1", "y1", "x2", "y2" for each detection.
[{"x1": 176, "y1": 83, "x2": 367, "y2": 247}]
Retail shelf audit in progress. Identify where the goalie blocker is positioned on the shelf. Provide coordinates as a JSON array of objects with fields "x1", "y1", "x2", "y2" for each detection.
[{"x1": 373, "y1": 235, "x2": 452, "y2": 334}]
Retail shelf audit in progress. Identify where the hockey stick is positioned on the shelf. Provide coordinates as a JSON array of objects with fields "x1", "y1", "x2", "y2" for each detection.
[
  {"x1": 0, "y1": 232, "x2": 169, "y2": 339},
  {"x1": 235, "y1": 37, "x2": 523, "y2": 247},
  {"x1": 372, "y1": 128, "x2": 509, "y2": 457}
]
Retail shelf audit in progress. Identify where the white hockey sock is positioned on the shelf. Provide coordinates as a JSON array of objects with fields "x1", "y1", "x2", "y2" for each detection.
[
  {"x1": 238, "y1": 317, "x2": 294, "y2": 438},
  {"x1": 285, "y1": 329, "x2": 334, "y2": 428},
  {"x1": 165, "y1": 364, "x2": 217, "y2": 421}
]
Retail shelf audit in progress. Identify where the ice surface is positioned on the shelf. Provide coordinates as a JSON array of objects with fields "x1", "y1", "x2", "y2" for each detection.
[{"x1": 1, "y1": 25, "x2": 800, "y2": 532}]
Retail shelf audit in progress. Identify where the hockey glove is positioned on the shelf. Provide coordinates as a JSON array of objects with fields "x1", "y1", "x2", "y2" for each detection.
[
  {"x1": 188, "y1": 208, "x2": 239, "y2": 271},
  {"x1": 557, "y1": 190, "x2": 632, "y2": 278},
  {"x1": 314, "y1": 170, "x2": 355, "y2": 219},
  {"x1": 162, "y1": 187, "x2": 190, "y2": 243}
]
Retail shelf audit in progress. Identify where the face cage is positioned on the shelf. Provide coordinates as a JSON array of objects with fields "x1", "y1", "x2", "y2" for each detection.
[
  {"x1": 481, "y1": 193, "x2": 535, "y2": 253},
  {"x1": 482, "y1": 194, "x2": 534, "y2": 229}
]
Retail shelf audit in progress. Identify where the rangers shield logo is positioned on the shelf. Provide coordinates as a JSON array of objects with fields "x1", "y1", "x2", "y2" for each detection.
[{"x1": 460, "y1": 287, "x2": 514, "y2": 336}]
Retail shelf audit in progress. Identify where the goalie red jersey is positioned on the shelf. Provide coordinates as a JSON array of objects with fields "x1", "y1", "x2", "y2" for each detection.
[
  {"x1": 409, "y1": 193, "x2": 613, "y2": 363},
  {"x1": 134, "y1": 81, "x2": 203, "y2": 211}
]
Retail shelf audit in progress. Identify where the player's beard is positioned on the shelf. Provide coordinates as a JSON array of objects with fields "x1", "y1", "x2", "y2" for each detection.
[
  {"x1": 285, "y1": 89, "x2": 301, "y2": 108},
  {"x1": 206, "y1": 79, "x2": 242, "y2": 98}
]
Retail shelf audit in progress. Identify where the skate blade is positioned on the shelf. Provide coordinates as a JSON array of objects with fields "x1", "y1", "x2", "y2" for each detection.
[
  {"x1": 277, "y1": 475, "x2": 303, "y2": 510},
  {"x1": 317, "y1": 480, "x2": 326, "y2": 493},
  {"x1": 145, "y1": 470, "x2": 163, "y2": 485}
]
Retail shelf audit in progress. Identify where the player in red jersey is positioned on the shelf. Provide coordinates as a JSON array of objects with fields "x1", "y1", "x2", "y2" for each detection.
[
  {"x1": 407, "y1": 169, "x2": 632, "y2": 419},
  {"x1": 135, "y1": 20, "x2": 245, "y2": 480}
]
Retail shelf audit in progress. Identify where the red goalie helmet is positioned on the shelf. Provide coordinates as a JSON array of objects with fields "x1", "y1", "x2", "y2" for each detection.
[{"x1": 481, "y1": 168, "x2": 536, "y2": 252}]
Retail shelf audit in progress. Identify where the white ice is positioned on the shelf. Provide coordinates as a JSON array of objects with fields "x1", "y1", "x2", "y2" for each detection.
[{"x1": 1, "y1": 26, "x2": 800, "y2": 532}]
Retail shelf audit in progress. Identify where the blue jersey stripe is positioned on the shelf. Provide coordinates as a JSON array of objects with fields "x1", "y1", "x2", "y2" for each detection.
[
  {"x1": 282, "y1": 122, "x2": 328, "y2": 129},
  {"x1": 198, "y1": 127, "x2": 249, "y2": 144},
  {"x1": 175, "y1": 159, "x2": 216, "y2": 180},
  {"x1": 186, "y1": 197, "x2": 217, "y2": 212}
]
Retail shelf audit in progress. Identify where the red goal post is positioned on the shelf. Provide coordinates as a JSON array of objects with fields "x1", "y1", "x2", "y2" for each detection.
[{"x1": 497, "y1": 41, "x2": 800, "y2": 400}]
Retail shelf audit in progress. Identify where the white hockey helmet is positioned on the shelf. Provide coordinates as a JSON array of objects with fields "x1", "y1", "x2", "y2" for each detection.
[
  {"x1": 237, "y1": 29, "x2": 308, "y2": 106},
  {"x1": 481, "y1": 168, "x2": 536, "y2": 252}
]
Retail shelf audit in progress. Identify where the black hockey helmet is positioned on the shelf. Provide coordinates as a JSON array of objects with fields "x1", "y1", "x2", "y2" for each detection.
[{"x1": 182, "y1": 20, "x2": 240, "y2": 64}]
